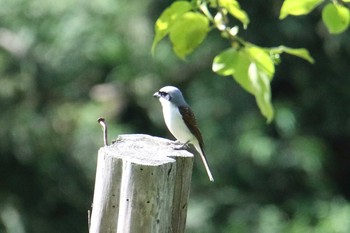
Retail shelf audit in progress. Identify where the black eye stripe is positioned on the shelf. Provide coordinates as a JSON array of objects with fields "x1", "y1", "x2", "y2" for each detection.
[
  {"x1": 158, "y1": 91, "x2": 171, "y2": 101},
  {"x1": 159, "y1": 91, "x2": 167, "y2": 96}
]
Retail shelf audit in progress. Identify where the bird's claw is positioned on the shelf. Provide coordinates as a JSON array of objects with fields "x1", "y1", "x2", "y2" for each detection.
[
  {"x1": 173, "y1": 141, "x2": 190, "y2": 150},
  {"x1": 166, "y1": 140, "x2": 190, "y2": 150}
]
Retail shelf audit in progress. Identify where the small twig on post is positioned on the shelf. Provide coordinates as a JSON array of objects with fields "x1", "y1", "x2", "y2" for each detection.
[
  {"x1": 89, "y1": 117, "x2": 108, "y2": 230},
  {"x1": 97, "y1": 117, "x2": 108, "y2": 146}
]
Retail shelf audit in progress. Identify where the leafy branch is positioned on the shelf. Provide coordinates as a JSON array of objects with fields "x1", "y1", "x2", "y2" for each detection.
[
  {"x1": 152, "y1": 0, "x2": 323, "y2": 122},
  {"x1": 280, "y1": 0, "x2": 350, "y2": 34}
]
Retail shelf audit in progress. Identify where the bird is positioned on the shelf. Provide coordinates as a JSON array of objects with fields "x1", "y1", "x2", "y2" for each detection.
[{"x1": 153, "y1": 86, "x2": 214, "y2": 182}]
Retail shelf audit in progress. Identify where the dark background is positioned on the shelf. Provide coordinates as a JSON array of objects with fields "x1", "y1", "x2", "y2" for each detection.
[{"x1": 1, "y1": 0, "x2": 350, "y2": 232}]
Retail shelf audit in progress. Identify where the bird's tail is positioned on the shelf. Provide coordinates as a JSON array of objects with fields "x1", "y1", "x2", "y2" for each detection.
[{"x1": 193, "y1": 142, "x2": 214, "y2": 182}]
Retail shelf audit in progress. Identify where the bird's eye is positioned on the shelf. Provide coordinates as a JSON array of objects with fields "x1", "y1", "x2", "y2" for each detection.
[
  {"x1": 159, "y1": 91, "x2": 171, "y2": 100},
  {"x1": 159, "y1": 91, "x2": 167, "y2": 97}
]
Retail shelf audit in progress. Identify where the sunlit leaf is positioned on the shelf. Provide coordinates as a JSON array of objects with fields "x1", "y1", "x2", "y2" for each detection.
[
  {"x1": 280, "y1": 0, "x2": 324, "y2": 19},
  {"x1": 246, "y1": 46, "x2": 275, "y2": 79},
  {"x1": 152, "y1": 1, "x2": 192, "y2": 55},
  {"x1": 213, "y1": 47, "x2": 274, "y2": 121},
  {"x1": 248, "y1": 62, "x2": 274, "y2": 122},
  {"x1": 270, "y1": 46, "x2": 315, "y2": 63},
  {"x1": 322, "y1": 3, "x2": 350, "y2": 34},
  {"x1": 232, "y1": 50, "x2": 253, "y2": 94},
  {"x1": 212, "y1": 48, "x2": 239, "y2": 76},
  {"x1": 169, "y1": 12, "x2": 209, "y2": 59},
  {"x1": 219, "y1": 0, "x2": 249, "y2": 29},
  {"x1": 212, "y1": 48, "x2": 254, "y2": 93}
]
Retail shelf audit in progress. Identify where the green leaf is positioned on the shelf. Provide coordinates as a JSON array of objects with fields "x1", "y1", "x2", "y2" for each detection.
[
  {"x1": 219, "y1": 0, "x2": 250, "y2": 29},
  {"x1": 232, "y1": 51, "x2": 254, "y2": 94},
  {"x1": 246, "y1": 46, "x2": 275, "y2": 79},
  {"x1": 280, "y1": 0, "x2": 324, "y2": 19},
  {"x1": 270, "y1": 46, "x2": 315, "y2": 63},
  {"x1": 212, "y1": 48, "x2": 253, "y2": 93},
  {"x1": 152, "y1": 1, "x2": 192, "y2": 55},
  {"x1": 213, "y1": 47, "x2": 274, "y2": 121},
  {"x1": 212, "y1": 48, "x2": 239, "y2": 76},
  {"x1": 169, "y1": 12, "x2": 209, "y2": 59},
  {"x1": 248, "y1": 63, "x2": 274, "y2": 122},
  {"x1": 322, "y1": 3, "x2": 350, "y2": 34}
]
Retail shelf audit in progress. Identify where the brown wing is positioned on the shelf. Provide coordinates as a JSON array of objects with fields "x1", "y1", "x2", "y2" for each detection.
[
  {"x1": 178, "y1": 106, "x2": 204, "y2": 149},
  {"x1": 179, "y1": 106, "x2": 214, "y2": 182}
]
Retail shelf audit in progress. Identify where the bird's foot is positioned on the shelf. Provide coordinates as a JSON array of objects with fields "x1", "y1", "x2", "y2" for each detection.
[{"x1": 172, "y1": 141, "x2": 190, "y2": 150}]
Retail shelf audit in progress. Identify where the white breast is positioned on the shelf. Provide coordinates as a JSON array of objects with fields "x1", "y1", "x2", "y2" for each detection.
[{"x1": 159, "y1": 98, "x2": 194, "y2": 143}]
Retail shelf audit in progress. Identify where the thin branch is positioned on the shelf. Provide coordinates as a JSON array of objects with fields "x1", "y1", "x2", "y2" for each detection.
[
  {"x1": 198, "y1": 0, "x2": 245, "y2": 47},
  {"x1": 97, "y1": 117, "x2": 108, "y2": 146}
]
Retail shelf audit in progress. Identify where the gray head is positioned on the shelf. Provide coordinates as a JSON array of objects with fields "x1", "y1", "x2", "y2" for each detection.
[{"x1": 153, "y1": 86, "x2": 188, "y2": 106}]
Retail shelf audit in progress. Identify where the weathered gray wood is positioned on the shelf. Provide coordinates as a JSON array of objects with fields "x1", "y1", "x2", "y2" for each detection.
[{"x1": 89, "y1": 134, "x2": 193, "y2": 233}]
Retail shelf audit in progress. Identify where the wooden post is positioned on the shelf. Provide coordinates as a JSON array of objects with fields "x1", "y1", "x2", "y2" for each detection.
[{"x1": 89, "y1": 134, "x2": 193, "y2": 233}]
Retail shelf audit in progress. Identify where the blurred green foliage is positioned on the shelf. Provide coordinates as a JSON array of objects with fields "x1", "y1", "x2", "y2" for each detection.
[
  {"x1": 280, "y1": 0, "x2": 350, "y2": 35},
  {"x1": 0, "y1": 0, "x2": 350, "y2": 233}
]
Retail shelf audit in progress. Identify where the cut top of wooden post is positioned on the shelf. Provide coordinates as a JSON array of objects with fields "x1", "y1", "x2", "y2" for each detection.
[{"x1": 105, "y1": 134, "x2": 193, "y2": 165}]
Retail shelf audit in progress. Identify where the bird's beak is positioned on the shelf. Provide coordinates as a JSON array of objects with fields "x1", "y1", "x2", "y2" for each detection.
[{"x1": 153, "y1": 92, "x2": 160, "y2": 98}]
